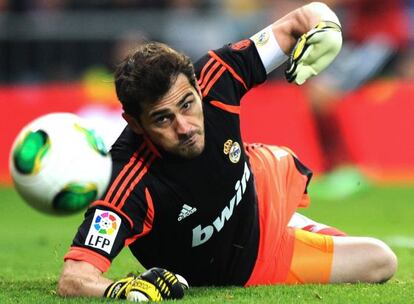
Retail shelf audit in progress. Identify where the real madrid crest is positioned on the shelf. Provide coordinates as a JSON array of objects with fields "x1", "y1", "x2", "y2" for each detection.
[
  {"x1": 252, "y1": 29, "x2": 270, "y2": 47},
  {"x1": 223, "y1": 139, "x2": 241, "y2": 163}
]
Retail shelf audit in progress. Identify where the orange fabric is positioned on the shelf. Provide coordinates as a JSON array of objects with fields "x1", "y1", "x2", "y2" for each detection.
[
  {"x1": 285, "y1": 229, "x2": 334, "y2": 284},
  {"x1": 244, "y1": 144, "x2": 310, "y2": 286},
  {"x1": 210, "y1": 100, "x2": 241, "y2": 115},
  {"x1": 64, "y1": 246, "x2": 111, "y2": 273}
]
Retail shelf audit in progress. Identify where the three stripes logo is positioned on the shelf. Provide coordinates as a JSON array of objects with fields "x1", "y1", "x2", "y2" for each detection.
[
  {"x1": 104, "y1": 143, "x2": 156, "y2": 209},
  {"x1": 178, "y1": 204, "x2": 197, "y2": 221},
  {"x1": 197, "y1": 51, "x2": 248, "y2": 98}
]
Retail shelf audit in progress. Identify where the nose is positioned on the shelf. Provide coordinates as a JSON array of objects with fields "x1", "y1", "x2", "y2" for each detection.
[{"x1": 175, "y1": 114, "x2": 191, "y2": 135}]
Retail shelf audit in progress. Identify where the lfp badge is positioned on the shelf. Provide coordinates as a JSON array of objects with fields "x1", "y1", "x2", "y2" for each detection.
[
  {"x1": 94, "y1": 211, "x2": 118, "y2": 235},
  {"x1": 85, "y1": 209, "x2": 121, "y2": 254}
]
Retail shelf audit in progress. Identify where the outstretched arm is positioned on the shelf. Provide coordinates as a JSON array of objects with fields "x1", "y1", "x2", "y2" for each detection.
[{"x1": 57, "y1": 259, "x2": 189, "y2": 301}]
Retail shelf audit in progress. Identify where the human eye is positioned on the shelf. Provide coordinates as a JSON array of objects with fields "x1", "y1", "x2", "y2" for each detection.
[
  {"x1": 181, "y1": 99, "x2": 193, "y2": 111},
  {"x1": 154, "y1": 115, "x2": 171, "y2": 126}
]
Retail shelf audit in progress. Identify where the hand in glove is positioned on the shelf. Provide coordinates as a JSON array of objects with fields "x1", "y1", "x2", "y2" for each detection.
[
  {"x1": 104, "y1": 267, "x2": 189, "y2": 302},
  {"x1": 285, "y1": 21, "x2": 342, "y2": 85}
]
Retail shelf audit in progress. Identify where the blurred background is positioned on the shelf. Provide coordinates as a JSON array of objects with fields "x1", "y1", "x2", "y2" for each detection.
[{"x1": 1, "y1": 0, "x2": 414, "y2": 197}]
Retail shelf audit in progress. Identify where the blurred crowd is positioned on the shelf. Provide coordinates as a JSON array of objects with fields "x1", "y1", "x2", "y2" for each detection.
[
  {"x1": 0, "y1": 0, "x2": 272, "y2": 12},
  {"x1": 0, "y1": 0, "x2": 413, "y2": 85},
  {"x1": 1, "y1": 0, "x2": 414, "y2": 181}
]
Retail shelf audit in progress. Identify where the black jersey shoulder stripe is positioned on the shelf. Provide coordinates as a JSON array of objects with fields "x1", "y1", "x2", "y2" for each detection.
[
  {"x1": 207, "y1": 50, "x2": 248, "y2": 91},
  {"x1": 199, "y1": 61, "x2": 221, "y2": 89},
  {"x1": 116, "y1": 153, "x2": 156, "y2": 210},
  {"x1": 104, "y1": 143, "x2": 148, "y2": 203},
  {"x1": 105, "y1": 142, "x2": 153, "y2": 205},
  {"x1": 124, "y1": 187, "x2": 155, "y2": 246},
  {"x1": 104, "y1": 143, "x2": 147, "y2": 202},
  {"x1": 202, "y1": 66, "x2": 226, "y2": 97},
  {"x1": 107, "y1": 145, "x2": 155, "y2": 209},
  {"x1": 108, "y1": 147, "x2": 152, "y2": 208},
  {"x1": 197, "y1": 57, "x2": 216, "y2": 86}
]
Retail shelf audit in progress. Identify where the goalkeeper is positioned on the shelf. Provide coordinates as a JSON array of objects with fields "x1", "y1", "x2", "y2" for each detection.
[{"x1": 57, "y1": 2, "x2": 397, "y2": 301}]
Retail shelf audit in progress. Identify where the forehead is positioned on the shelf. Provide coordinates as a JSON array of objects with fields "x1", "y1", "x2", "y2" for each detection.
[{"x1": 145, "y1": 74, "x2": 195, "y2": 114}]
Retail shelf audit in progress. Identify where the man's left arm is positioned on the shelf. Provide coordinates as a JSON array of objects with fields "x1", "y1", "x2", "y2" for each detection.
[
  {"x1": 199, "y1": 2, "x2": 342, "y2": 105},
  {"x1": 252, "y1": 1, "x2": 342, "y2": 84}
]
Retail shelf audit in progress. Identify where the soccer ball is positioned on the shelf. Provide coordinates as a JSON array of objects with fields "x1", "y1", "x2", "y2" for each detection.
[{"x1": 9, "y1": 113, "x2": 112, "y2": 215}]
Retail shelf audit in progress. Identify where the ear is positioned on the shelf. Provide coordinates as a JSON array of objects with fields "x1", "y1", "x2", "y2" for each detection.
[{"x1": 122, "y1": 112, "x2": 144, "y2": 134}]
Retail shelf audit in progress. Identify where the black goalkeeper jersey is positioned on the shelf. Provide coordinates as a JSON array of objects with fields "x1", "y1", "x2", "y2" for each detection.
[{"x1": 68, "y1": 40, "x2": 267, "y2": 286}]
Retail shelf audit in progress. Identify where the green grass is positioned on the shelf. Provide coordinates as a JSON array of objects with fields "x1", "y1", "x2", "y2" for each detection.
[{"x1": 1, "y1": 184, "x2": 414, "y2": 303}]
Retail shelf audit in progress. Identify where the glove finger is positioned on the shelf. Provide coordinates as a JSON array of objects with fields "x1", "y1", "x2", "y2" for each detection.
[
  {"x1": 285, "y1": 44, "x2": 314, "y2": 83},
  {"x1": 285, "y1": 34, "x2": 313, "y2": 83},
  {"x1": 141, "y1": 268, "x2": 185, "y2": 300},
  {"x1": 175, "y1": 274, "x2": 189, "y2": 289},
  {"x1": 294, "y1": 63, "x2": 317, "y2": 85},
  {"x1": 285, "y1": 57, "x2": 296, "y2": 81},
  {"x1": 127, "y1": 291, "x2": 150, "y2": 302},
  {"x1": 160, "y1": 270, "x2": 185, "y2": 299}
]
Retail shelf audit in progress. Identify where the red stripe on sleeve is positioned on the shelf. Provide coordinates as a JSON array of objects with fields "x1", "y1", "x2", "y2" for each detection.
[
  {"x1": 104, "y1": 143, "x2": 146, "y2": 202},
  {"x1": 208, "y1": 50, "x2": 248, "y2": 91},
  {"x1": 210, "y1": 100, "x2": 240, "y2": 114},
  {"x1": 110, "y1": 149, "x2": 150, "y2": 207},
  {"x1": 198, "y1": 57, "x2": 215, "y2": 85},
  {"x1": 199, "y1": 61, "x2": 221, "y2": 90},
  {"x1": 202, "y1": 66, "x2": 226, "y2": 97},
  {"x1": 64, "y1": 246, "x2": 111, "y2": 273},
  {"x1": 118, "y1": 155, "x2": 156, "y2": 209}
]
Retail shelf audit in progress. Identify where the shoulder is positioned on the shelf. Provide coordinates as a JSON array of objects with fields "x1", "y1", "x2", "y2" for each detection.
[{"x1": 194, "y1": 41, "x2": 264, "y2": 78}]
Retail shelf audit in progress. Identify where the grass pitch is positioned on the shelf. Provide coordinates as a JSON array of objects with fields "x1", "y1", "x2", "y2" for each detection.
[{"x1": 0, "y1": 184, "x2": 413, "y2": 303}]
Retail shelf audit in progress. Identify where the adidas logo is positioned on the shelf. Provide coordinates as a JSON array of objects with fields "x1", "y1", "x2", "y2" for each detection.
[{"x1": 178, "y1": 204, "x2": 197, "y2": 221}]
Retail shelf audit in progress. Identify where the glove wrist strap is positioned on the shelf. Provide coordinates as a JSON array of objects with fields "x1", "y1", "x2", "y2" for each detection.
[{"x1": 104, "y1": 277, "x2": 135, "y2": 299}]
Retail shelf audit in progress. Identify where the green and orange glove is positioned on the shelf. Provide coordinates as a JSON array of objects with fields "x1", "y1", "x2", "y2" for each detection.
[
  {"x1": 285, "y1": 21, "x2": 342, "y2": 85},
  {"x1": 104, "y1": 267, "x2": 189, "y2": 302}
]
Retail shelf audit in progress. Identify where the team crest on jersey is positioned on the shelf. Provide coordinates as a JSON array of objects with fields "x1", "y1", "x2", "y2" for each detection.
[
  {"x1": 85, "y1": 209, "x2": 121, "y2": 254},
  {"x1": 223, "y1": 139, "x2": 241, "y2": 163}
]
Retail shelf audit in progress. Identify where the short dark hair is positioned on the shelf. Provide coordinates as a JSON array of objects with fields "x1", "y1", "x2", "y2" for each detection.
[{"x1": 114, "y1": 42, "x2": 196, "y2": 119}]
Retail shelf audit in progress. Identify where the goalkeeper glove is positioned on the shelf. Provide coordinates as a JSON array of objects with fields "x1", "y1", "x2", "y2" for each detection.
[
  {"x1": 285, "y1": 21, "x2": 342, "y2": 85},
  {"x1": 104, "y1": 267, "x2": 189, "y2": 302}
]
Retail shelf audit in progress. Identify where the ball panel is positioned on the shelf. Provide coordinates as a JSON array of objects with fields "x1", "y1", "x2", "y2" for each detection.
[
  {"x1": 9, "y1": 112, "x2": 112, "y2": 216},
  {"x1": 12, "y1": 130, "x2": 50, "y2": 175},
  {"x1": 74, "y1": 123, "x2": 108, "y2": 156},
  {"x1": 53, "y1": 182, "x2": 98, "y2": 214}
]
